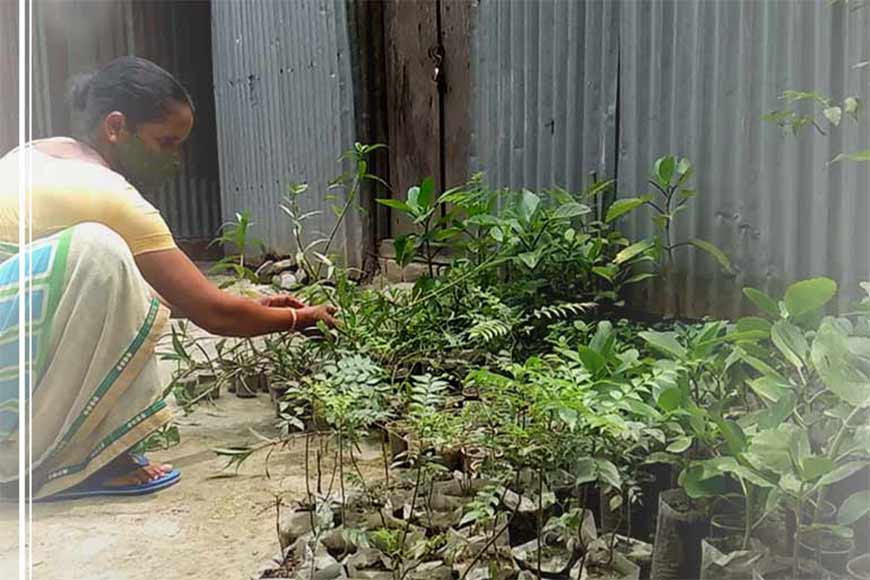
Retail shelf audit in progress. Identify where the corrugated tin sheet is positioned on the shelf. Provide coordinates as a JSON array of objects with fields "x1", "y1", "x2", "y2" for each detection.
[
  {"x1": 0, "y1": 1, "x2": 19, "y2": 154},
  {"x1": 467, "y1": 0, "x2": 869, "y2": 318},
  {"x1": 618, "y1": 0, "x2": 870, "y2": 317},
  {"x1": 211, "y1": 0, "x2": 361, "y2": 265},
  {"x1": 130, "y1": 0, "x2": 223, "y2": 241},
  {"x1": 19, "y1": 0, "x2": 221, "y2": 241},
  {"x1": 469, "y1": 0, "x2": 620, "y2": 195}
]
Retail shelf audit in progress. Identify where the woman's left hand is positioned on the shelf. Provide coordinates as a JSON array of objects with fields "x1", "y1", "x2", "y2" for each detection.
[{"x1": 258, "y1": 294, "x2": 306, "y2": 309}]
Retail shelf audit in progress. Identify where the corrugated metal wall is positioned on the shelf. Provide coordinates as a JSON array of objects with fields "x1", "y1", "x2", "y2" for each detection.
[
  {"x1": 618, "y1": 0, "x2": 870, "y2": 317},
  {"x1": 468, "y1": 0, "x2": 870, "y2": 318},
  {"x1": 211, "y1": 0, "x2": 361, "y2": 266},
  {"x1": 0, "y1": 1, "x2": 19, "y2": 155},
  {"x1": 8, "y1": 0, "x2": 221, "y2": 242},
  {"x1": 469, "y1": 0, "x2": 620, "y2": 195}
]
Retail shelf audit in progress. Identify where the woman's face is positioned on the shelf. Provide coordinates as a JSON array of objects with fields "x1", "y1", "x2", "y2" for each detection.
[
  {"x1": 136, "y1": 100, "x2": 194, "y2": 157},
  {"x1": 103, "y1": 99, "x2": 194, "y2": 191}
]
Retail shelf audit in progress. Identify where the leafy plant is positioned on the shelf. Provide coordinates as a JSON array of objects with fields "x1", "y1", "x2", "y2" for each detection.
[
  {"x1": 606, "y1": 156, "x2": 732, "y2": 316},
  {"x1": 209, "y1": 209, "x2": 264, "y2": 287}
]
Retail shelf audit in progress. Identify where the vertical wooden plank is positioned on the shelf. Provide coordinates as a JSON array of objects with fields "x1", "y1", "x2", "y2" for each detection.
[
  {"x1": 384, "y1": 0, "x2": 440, "y2": 237},
  {"x1": 350, "y1": 0, "x2": 390, "y2": 261},
  {"x1": 440, "y1": 0, "x2": 472, "y2": 189}
]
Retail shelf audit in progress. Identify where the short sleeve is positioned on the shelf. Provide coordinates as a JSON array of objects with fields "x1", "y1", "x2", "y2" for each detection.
[
  {"x1": 103, "y1": 184, "x2": 177, "y2": 255},
  {"x1": 28, "y1": 158, "x2": 178, "y2": 256}
]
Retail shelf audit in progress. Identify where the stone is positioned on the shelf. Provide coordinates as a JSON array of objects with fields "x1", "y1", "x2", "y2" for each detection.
[
  {"x1": 427, "y1": 491, "x2": 466, "y2": 512},
  {"x1": 279, "y1": 509, "x2": 315, "y2": 547},
  {"x1": 255, "y1": 260, "x2": 275, "y2": 283},
  {"x1": 454, "y1": 561, "x2": 516, "y2": 580},
  {"x1": 320, "y1": 527, "x2": 349, "y2": 556},
  {"x1": 384, "y1": 259, "x2": 430, "y2": 283},
  {"x1": 288, "y1": 537, "x2": 346, "y2": 580},
  {"x1": 274, "y1": 271, "x2": 300, "y2": 290},
  {"x1": 571, "y1": 551, "x2": 640, "y2": 580},
  {"x1": 512, "y1": 538, "x2": 572, "y2": 576},
  {"x1": 407, "y1": 560, "x2": 452, "y2": 580},
  {"x1": 345, "y1": 548, "x2": 385, "y2": 576},
  {"x1": 258, "y1": 258, "x2": 296, "y2": 280},
  {"x1": 346, "y1": 571, "x2": 391, "y2": 580}
]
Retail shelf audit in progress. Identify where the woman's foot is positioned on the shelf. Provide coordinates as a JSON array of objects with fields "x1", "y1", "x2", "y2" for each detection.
[{"x1": 101, "y1": 453, "x2": 173, "y2": 487}]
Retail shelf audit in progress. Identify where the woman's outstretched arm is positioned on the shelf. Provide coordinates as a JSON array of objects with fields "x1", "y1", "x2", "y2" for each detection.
[{"x1": 135, "y1": 248, "x2": 337, "y2": 337}]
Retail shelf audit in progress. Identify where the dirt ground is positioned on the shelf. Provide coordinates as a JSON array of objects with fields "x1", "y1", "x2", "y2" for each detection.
[
  {"x1": 0, "y1": 393, "x2": 316, "y2": 580},
  {"x1": 0, "y1": 318, "x2": 389, "y2": 580}
]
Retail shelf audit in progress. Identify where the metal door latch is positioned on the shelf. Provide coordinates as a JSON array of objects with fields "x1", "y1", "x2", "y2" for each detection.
[{"x1": 428, "y1": 45, "x2": 445, "y2": 86}]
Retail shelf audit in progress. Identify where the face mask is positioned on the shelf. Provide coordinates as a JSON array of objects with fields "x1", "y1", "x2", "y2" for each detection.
[{"x1": 115, "y1": 134, "x2": 181, "y2": 192}]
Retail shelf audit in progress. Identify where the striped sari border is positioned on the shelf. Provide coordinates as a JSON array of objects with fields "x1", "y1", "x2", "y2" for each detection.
[{"x1": 52, "y1": 298, "x2": 162, "y2": 455}]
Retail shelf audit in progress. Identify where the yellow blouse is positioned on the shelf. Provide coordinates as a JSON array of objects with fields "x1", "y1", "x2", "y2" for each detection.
[{"x1": 0, "y1": 141, "x2": 176, "y2": 255}]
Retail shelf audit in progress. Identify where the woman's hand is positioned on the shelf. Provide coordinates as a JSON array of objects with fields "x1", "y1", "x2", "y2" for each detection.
[
  {"x1": 295, "y1": 304, "x2": 340, "y2": 329},
  {"x1": 257, "y1": 294, "x2": 306, "y2": 309}
]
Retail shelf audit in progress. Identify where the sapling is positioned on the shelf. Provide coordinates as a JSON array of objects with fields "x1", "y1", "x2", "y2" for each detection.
[{"x1": 605, "y1": 156, "x2": 732, "y2": 316}]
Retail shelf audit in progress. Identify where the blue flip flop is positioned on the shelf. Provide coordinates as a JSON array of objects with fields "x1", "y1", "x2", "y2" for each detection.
[{"x1": 38, "y1": 455, "x2": 181, "y2": 502}]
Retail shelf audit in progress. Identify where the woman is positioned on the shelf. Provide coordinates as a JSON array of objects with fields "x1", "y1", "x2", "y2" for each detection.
[{"x1": 0, "y1": 56, "x2": 337, "y2": 500}]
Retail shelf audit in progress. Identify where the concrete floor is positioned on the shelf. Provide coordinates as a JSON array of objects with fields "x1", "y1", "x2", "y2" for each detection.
[{"x1": 0, "y1": 394, "x2": 319, "y2": 580}]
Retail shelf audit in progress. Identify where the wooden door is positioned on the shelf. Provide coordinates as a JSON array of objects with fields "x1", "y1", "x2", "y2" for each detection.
[{"x1": 383, "y1": 0, "x2": 472, "y2": 238}]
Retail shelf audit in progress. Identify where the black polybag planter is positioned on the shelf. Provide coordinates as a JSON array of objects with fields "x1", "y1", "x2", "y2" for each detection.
[{"x1": 650, "y1": 489, "x2": 710, "y2": 580}]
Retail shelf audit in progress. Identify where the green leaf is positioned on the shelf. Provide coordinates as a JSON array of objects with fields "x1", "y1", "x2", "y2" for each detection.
[
  {"x1": 759, "y1": 392, "x2": 795, "y2": 430},
  {"x1": 667, "y1": 436, "x2": 693, "y2": 453},
  {"x1": 517, "y1": 250, "x2": 542, "y2": 270},
  {"x1": 824, "y1": 106, "x2": 843, "y2": 126},
  {"x1": 812, "y1": 321, "x2": 870, "y2": 406},
  {"x1": 747, "y1": 376, "x2": 789, "y2": 403},
  {"x1": 406, "y1": 185, "x2": 422, "y2": 210},
  {"x1": 376, "y1": 198, "x2": 412, "y2": 213},
  {"x1": 771, "y1": 320, "x2": 809, "y2": 370},
  {"x1": 615, "y1": 239, "x2": 655, "y2": 265},
  {"x1": 675, "y1": 157, "x2": 692, "y2": 178},
  {"x1": 736, "y1": 317, "x2": 773, "y2": 336},
  {"x1": 837, "y1": 490, "x2": 870, "y2": 526},
  {"x1": 743, "y1": 287, "x2": 781, "y2": 319},
  {"x1": 552, "y1": 202, "x2": 591, "y2": 220},
  {"x1": 639, "y1": 331, "x2": 688, "y2": 360},
  {"x1": 718, "y1": 419, "x2": 748, "y2": 456},
  {"x1": 657, "y1": 387, "x2": 684, "y2": 412},
  {"x1": 595, "y1": 459, "x2": 622, "y2": 489},
  {"x1": 689, "y1": 238, "x2": 732, "y2": 273},
  {"x1": 654, "y1": 156, "x2": 676, "y2": 188},
  {"x1": 573, "y1": 457, "x2": 598, "y2": 485},
  {"x1": 801, "y1": 456, "x2": 835, "y2": 482},
  {"x1": 784, "y1": 277, "x2": 837, "y2": 319},
  {"x1": 679, "y1": 463, "x2": 728, "y2": 499},
  {"x1": 747, "y1": 426, "x2": 796, "y2": 476},
  {"x1": 518, "y1": 189, "x2": 541, "y2": 223},
  {"x1": 418, "y1": 176, "x2": 436, "y2": 209},
  {"x1": 605, "y1": 197, "x2": 651, "y2": 223},
  {"x1": 578, "y1": 346, "x2": 607, "y2": 375},
  {"x1": 625, "y1": 272, "x2": 657, "y2": 285},
  {"x1": 645, "y1": 452, "x2": 682, "y2": 466},
  {"x1": 831, "y1": 150, "x2": 870, "y2": 163},
  {"x1": 592, "y1": 265, "x2": 617, "y2": 282}
]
